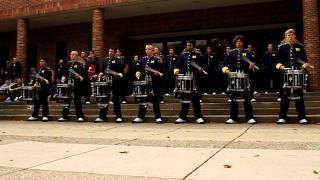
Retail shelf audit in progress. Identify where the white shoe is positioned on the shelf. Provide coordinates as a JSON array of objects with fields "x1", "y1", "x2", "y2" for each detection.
[
  {"x1": 58, "y1": 117, "x2": 67, "y2": 122},
  {"x1": 121, "y1": 101, "x2": 127, "y2": 104},
  {"x1": 221, "y1": 92, "x2": 226, "y2": 95},
  {"x1": 251, "y1": 98, "x2": 256, "y2": 102},
  {"x1": 276, "y1": 119, "x2": 286, "y2": 124},
  {"x1": 14, "y1": 97, "x2": 19, "y2": 102},
  {"x1": 85, "y1": 101, "x2": 91, "y2": 105},
  {"x1": 4, "y1": 97, "x2": 12, "y2": 103},
  {"x1": 199, "y1": 100, "x2": 203, "y2": 103},
  {"x1": 116, "y1": 118, "x2": 123, "y2": 123},
  {"x1": 247, "y1": 119, "x2": 257, "y2": 124},
  {"x1": 160, "y1": 101, "x2": 165, "y2": 104},
  {"x1": 175, "y1": 118, "x2": 187, "y2": 124},
  {"x1": 77, "y1": 117, "x2": 84, "y2": 122},
  {"x1": 196, "y1": 118, "x2": 205, "y2": 124},
  {"x1": 42, "y1": 117, "x2": 48, "y2": 122},
  {"x1": 203, "y1": 93, "x2": 208, "y2": 95},
  {"x1": 225, "y1": 119, "x2": 237, "y2": 124},
  {"x1": 94, "y1": 118, "x2": 104, "y2": 123},
  {"x1": 277, "y1": 98, "x2": 281, "y2": 102},
  {"x1": 132, "y1": 117, "x2": 144, "y2": 123},
  {"x1": 212, "y1": 92, "x2": 216, "y2": 95},
  {"x1": 155, "y1": 118, "x2": 163, "y2": 123},
  {"x1": 265, "y1": 92, "x2": 269, "y2": 94},
  {"x1": 253, "y1": 91, "x2": 258, "y2": 95},
  {"x1": 227, "y1": 99, "x2": 232, "y2": 102},
  {"x1": 165, "y1": 93, "x2": 170, "y2": 96},
  {"x1": 27, "y1": 116, "x2": 38, "y2": 121},
  {"x1": 109, "y1": 101, "x2": 113, "y2": 104},
  {"x1": 299, "y1": 119, "x2": 309, "y2": 124}
]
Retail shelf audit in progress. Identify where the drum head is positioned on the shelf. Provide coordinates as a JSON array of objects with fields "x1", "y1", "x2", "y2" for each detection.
[
  {"x1": 56, "y1": 84, "x2": 69, "y2": 88},
  {"x1": 133, "y1": 81, "x2": 149, "y2": 85},
  {"x1": 23, "y1": 86, "x2": 33, "y2": 90},
  {"x1": 177, "y1": 76, "x2": 193, "y2": 80}
]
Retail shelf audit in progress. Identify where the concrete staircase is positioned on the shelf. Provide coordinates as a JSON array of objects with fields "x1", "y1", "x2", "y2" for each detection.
[{"x1": 0, "y1": 93, "x2": 320, "y2": 123}]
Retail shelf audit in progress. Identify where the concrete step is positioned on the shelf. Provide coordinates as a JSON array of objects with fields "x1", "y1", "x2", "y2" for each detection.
[
  {"x1": 46, "y1": 96, "x2": 320, "y2": 103},
  {"x1": 1, "y1": 114, "x2": 319, "y2": 124},
  {"x1": 2, "y1": 107, "x2": 320, "y2": 116},
  {"x1": 1, "y1": 101, "x2": 319, "y2": 109}
]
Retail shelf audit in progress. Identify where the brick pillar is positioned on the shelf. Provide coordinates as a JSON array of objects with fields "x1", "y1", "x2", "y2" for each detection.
[
  {"x1": 92, "y1": 8, "x2": 105, "y2": 71},
  {"x1": 303, "y1": 0, "x2": 320, "y2": 91},
  {"x1": 16, "y1": 18, "x2": 28, "y2": 80}
]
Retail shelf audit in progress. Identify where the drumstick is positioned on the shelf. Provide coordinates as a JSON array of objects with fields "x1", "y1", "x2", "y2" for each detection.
[
  {"x1": 105, "y1": 68, "x2": 116, "y2": 75},
  {"x1": 145, "y1": 66, "x2": 163, "y2": 77},
  {"x1": 297, "y1": 58, "x2": 306, "y2": 65},
  {"x1": 189, "y1": 61, "x2": 208, "y2": 75},
  {"x1": 297, "y1": 58, "x2": 315, "y2": 69},
  {"x1": 68, "y1": 68, "x2": 77, "y2": 75},
  {"x1": 242, "y1": 56, "x2": 260, "y2": 70}
]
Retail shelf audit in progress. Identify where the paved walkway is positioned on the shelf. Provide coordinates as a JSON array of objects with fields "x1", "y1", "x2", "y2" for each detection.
[{"x1": 0, "y1": 121, "x2": 319, "y2": 180}]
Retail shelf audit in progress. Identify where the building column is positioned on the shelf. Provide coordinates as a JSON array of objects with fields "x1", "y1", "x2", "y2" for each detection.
[
  {"x1": 16, "y1": 18, "x2": 28, "y2": 80},
  {"x1": 92, "y1": 8, "x2": 105, "y2": 71},
  {"x1": 303, "y1": 0, "x2": 320, "y2": 91}
]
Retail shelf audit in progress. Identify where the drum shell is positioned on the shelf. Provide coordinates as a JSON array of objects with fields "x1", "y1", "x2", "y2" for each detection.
[
  {"x1": 22, "y1": 86, "x2": 34, "y2": 101},
  {"x1": 55, "y1": 83, "x2": 73, "y2": 99},
  {"x1": 283, "y1": 69, "x2": 305, "y2": 89},
  {"x1": 227, "y1": 72, "x2": 250, "y2": 92},
  {"x1": 132, "y1": 81, "x2": 153, "y2": 98},
  {"x1": 174, "y1": 75, "x2": 196, "y2": 94}
]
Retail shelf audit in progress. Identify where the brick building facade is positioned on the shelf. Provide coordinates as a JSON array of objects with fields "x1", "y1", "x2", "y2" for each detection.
[{"x1": 0, "y1": 0, "x2": 319, "y2": 90}]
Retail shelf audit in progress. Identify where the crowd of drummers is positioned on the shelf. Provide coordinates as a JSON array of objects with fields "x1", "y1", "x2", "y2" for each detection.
[{"x1": 0, "y1": 29, "x2": 314, "y2": 124}]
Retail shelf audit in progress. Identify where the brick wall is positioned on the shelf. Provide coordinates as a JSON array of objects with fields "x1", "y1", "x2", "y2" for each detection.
[
  {"x1": 0, "y1": 0, "x2": 310, "y2": 81},
  {"x1": 303, "y1": 0, "x2": 320, "y2": 91},
  {"x1": 0, "y1": 0, "x2": 133, "y2": 20},
  {"x1": 1, "y1": 0, "x2": 302, "y2": 60}
]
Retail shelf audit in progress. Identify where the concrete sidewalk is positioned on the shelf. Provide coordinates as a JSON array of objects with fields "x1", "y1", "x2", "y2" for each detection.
[{"x1": 0, "y1": 121, "x2": 319, "y2": 179}]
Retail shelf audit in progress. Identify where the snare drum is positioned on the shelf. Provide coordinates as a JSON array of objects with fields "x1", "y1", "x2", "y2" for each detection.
[
  {"x1": 92, "y1": 81, "x2": 111, "y2": 98},
  {"x1": 132, "y1": 80, "x2": 152, "y2": 98},
  {"x1": 174, "y1": 74, "x2": 196, "y2": 94},
  {"x1": 227, "y1": 72, "x2": 250, "y2": 92},
  {"x1": 283, "y1": 69, "x2": 306, "y2": 89},
  {"x1": 21, "y1": 86, "x2": 34, "y2": 101},
  {"x1": 55, "y1": 83, "x2": 73, "y2": 99}
]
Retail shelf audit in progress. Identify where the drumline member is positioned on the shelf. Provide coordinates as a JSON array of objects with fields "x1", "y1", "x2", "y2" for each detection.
[
  {"x1": 203, "y1": 45, "x2": 219, "y2": 95},
  {"x1": 94, "y1": 48, "x2": 124, "y2": 123},
  {"x1": 163, "y1": 48, "x2": 179, "y2": 96},
  {"x1": 116, "y1": 48, "x2": 129, "y2": 104},
  {"x1": 174, "y1": 40, "x2": 205, "y2": 124},
  {"x1": 221, "y1": 46, "x2": 231, "y2": 95},
  {"x1": 261, "y1": 43, "x2": 279, "y2": 94},
  {"x1": 80, "y1": 51, "x2": 92, "y2": 104},
  {"x1": 276, "y1": 29, "x2": 314, "y2": 124},
  {"x1": 221, "y1": 35, "x2": 256, "y2": 124},
  {"x1": 58, "y1": 51, "x2": 86, "y2": 122},
  {"x1": 153, "y1": 46, "x2": 165, "y2": 103},
  {"x1": 132, "y1": 44, "x2": 163, "y2": 123},
  {"x1": 27, "y1": 58, "x2": 52, "y2": 121}
]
